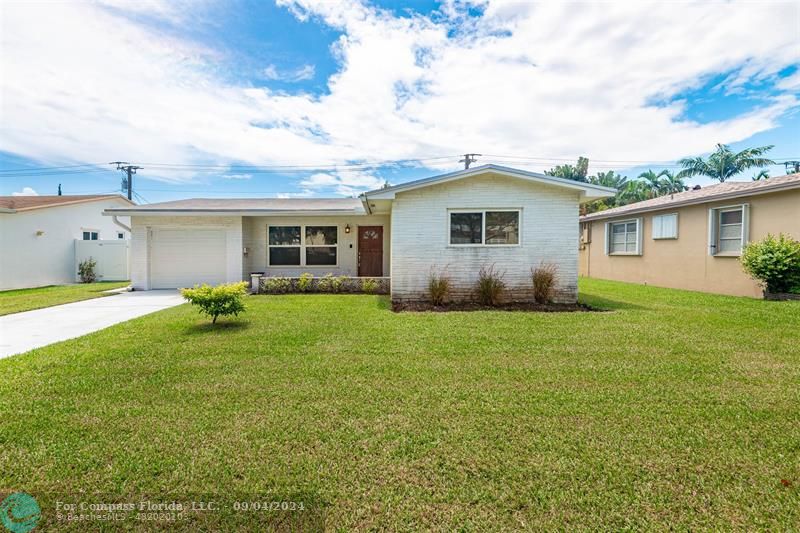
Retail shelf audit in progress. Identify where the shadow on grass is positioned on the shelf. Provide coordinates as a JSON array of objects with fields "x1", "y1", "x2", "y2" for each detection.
[
  {"x1": 183, "y1": 320, "x2": 251, "y2": 335},
  {"x1": 578, "y1": 293, "x2": 649, "y2": 311}
]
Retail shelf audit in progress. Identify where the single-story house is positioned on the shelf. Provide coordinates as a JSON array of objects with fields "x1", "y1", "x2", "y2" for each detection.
[
  {"x1": 105, "y1": 165, "x2": 614, "y2": 302},
  {"x1": 0, "y1": 194, "x2": 134, "y2": 290},
  {"x1": 579, "y1": 173, "x2": 800, "y2": 297}
]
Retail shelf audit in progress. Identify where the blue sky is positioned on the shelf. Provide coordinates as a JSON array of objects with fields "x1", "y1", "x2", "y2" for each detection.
[{"x1": 1, "y1": 0, "x2": 798, "y2": 202}]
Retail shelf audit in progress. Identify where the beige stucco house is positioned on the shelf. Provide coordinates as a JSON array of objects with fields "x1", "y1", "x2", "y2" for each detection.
[
  {"x1": 0, "y1": 194, "x2": 133, "y2": 290},
  {"x1": 579, "y1": 173, "x2": 800, "y2": 297},
  {"x1": 105, "y1": 165, "x2": 614, "y2": 302}
]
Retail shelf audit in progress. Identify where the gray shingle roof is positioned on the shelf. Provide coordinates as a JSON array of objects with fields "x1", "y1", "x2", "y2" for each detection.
[
  {"x1": 581, "y1": 173, "x2": 800, "y2": 221},
  {"x1": 105, "y1": 197, "x2": 365, "y2": 213}
]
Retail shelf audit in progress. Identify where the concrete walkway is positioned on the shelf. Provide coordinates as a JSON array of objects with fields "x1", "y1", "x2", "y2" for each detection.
[{"x1": 0, "y1": 291, "x2": 184, "y2": 359}]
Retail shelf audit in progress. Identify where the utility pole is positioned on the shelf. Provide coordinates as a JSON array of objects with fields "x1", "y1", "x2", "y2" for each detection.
[
  {"x1": 110, "y1": 162, "x2": 142, "y2": 201},
  {"x1": 459, "y1": 153, "x2": 481, "y2": 169}
]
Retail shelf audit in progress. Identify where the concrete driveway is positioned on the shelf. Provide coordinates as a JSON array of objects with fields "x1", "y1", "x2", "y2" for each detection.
[{"x1": 0, "y1": 291, "x2": 185, "y2": 359}]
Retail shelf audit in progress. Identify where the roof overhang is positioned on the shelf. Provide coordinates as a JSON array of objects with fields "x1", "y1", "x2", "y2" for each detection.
[
  {"x1": 581, "y1": 179, "x2": 800, "y2": 222},
  {"x1": 361, "y1": 164, "x2": 616, "y2": 203},
  {"x1": 2, "y1": 195, "x2": 134, "y2": 213},
  {"x1": 103, "y1": 208, "x2": 368, "y2": 217}
]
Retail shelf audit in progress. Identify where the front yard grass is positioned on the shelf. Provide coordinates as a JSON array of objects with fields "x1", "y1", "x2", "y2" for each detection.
[
  {"x1": 0, "y1": 278, "x2": 798, "y2": 529},
  {"x1": 0, "y1": 281, "x2": 130, "y2": 315}
]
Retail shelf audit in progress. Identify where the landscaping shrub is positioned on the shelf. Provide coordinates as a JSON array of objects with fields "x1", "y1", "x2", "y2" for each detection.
[
  {"x1": 475, "y1": 264, "x2": 505, "y2": 306},
  {"x1": 181, "y1": 282, "x2": 248, "y2": 324},
  {"x1": 361, "y1": 278, "x2": 378, "y2": 294},
  {"x1": 741, "y1": 233, "x2": 800, "y2": 294},
  {"x1": 78, "y1": 258, "x2": 97, "y2": 283},
  {"x1": 264, "y1": 277, "x2": 292, "y2": 294},
  {"x1": 428, "y1": 268, "x2": 451, "y2": 306},
  {"x1": 531, "y1": 262, "x2": 559, "y2": 303},
  {"x1": 297, "y1": 272, "x2": 314, "y2": 292},
  {"x1": 318, "y1": 274, "x2": 347, "y2": 293}
]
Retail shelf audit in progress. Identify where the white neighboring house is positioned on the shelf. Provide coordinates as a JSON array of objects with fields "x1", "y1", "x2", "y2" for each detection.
[
  {"x1": 0, "y1": 195, "x2": 134, "y2": 290},
  {"x1": 105, "y1": 165, "x2": 614, "y2": 302}
]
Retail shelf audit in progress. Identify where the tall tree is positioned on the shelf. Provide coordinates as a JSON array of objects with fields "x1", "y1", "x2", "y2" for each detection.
[
  {"x1": 619, "y1": 180, "x2": 652, "y2": 205},
  {"x1": 659, "y1": 171, "x2": 688, "y2": 194},
  {"x1": 638, "y1": 169, "x2": 671, "y2": 196},
  {"x1": 546, "y1": 156, "x2": 589, "y2": 182},
  {"x1": 677, "y1": 144, "x2": 775, "y2": 182}
]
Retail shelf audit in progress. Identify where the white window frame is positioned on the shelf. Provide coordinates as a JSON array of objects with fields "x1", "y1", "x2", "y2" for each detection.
[
  {"x1": 447, "y1": 209, "x2": 522, "y2": 247},
  {"x1": 605, "y1": 218, "x2": 643, "y2": 256},
  {"x1": 82, "y1": 229, "x2": 99, "y2": 241},
  {"x1": 708, "y1": 204, "x2": 749, "y2": 257},
  {"x1": 651, "y1": 213, "x2": 678, "y2": 240},
  {"x1": 267, "y1": 224, "x2": 339, "y2": 267}
]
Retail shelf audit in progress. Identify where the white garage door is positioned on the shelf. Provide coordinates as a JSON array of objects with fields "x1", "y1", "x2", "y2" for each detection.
[{"x1": 150, "y1": 228, "x2": 227, "y2": 289}]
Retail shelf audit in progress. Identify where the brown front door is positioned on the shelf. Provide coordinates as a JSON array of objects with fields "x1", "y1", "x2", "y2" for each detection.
[{"x1": 358, "y1": 226, "x2": 383, "y2": 277}]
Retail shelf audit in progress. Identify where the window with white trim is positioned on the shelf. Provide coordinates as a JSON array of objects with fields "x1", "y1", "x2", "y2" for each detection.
[
  {"x1": 718, "y1": 208, "x2": 743, "y2": 253},
  {"x1": 608, "y1": 219, "x2": 640, "y2": 254},
  {"x1": 652, "y1": 213, "x2": 678, "y2": 239},
  {"x1": 82, "y1": 231, "x2": 99, "y2": 240},
  {"x1": 268, "y1": 225, "x2": 338, "y2": 266},
  {"x1": 117, "y1": 232, "x2": 125, "y2": 239},
  {"x1": 449, "y1": 210, "x2": 520, "y2": 246}
]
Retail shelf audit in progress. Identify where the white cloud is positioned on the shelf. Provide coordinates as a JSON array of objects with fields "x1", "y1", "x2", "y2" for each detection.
[
  {"x1": 263, "y1": 64, "x2": 316, "y2": 82},
  {"x1": 221, "y1": 173, "x2": 253, "y2": 180},
  {"x1": 1, "y1": 0, "x2": 798, "y2": 194},
  {"x1": 12, "y1": 187, "x2": 38, "y2": 196},
  {"x1": 299, "y1": 170, "x2": 384, "y2": 196}
]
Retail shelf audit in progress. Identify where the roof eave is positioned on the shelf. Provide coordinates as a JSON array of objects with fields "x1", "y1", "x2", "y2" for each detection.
[
  {"x1": 365, "y1": 164, "x2": 616, "y2": 199},
  {"x1": 581, "y1": 180, "x2": 800, "y2": 222},
  {"x1": 103, "y1": 208, "x2": 368, "y2": 217}
]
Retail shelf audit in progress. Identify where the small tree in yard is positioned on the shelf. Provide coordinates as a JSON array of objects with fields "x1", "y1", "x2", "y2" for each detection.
[
  {"x1": 181, "y1": 282, "x2": 248, "y2": 324},
  {"x1": 78, "y1": 258, "x2": 97, "y2": 283},
  {"x1": 741, "y1": 234, "x2": 800, "y2": 295}
]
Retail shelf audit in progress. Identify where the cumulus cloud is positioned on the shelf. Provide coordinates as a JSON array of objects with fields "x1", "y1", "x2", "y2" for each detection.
[
  {"x1": 1, "y1": 0, "x2": 798, "y2": 194},
  {"x1": 263, "y1": 64, "x2": 316, "y2": 82},
  {"x1": 12, "y1": 187, "x2": 38, "y2": 196}
]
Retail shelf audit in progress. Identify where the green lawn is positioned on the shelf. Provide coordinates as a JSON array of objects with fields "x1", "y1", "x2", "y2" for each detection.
[
  {"x1": 0, "y1": 281, "x2": 130, "y2": 315},
  {"x1": 1, "y1": 279, "x2": 798, "y2": 530}
]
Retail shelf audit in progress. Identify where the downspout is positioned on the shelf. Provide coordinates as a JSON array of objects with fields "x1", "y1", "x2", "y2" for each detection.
[{"x1": 112, "y1": 215, "x2": 132, "y2": 232}]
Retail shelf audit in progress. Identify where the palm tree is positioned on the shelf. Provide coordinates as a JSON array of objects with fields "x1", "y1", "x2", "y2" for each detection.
[
  {"x1": 619, "y1": 180, "x2": 652, "y2": 205},
  {"x1": 677, "y1": 144, "x2": 775, "y2": 182},
  {"x1": 660, "y1": 171, "x2": 688, "y2": 194},
  {"x1": 637, "y1": 169, "x2": 671, "y2": 196},
  {"x1": 545, "y1": 156, "x2": 589, "y2": 183},
  {"x1": 591, "y1": 170, "x2": 628, "y2": 191},
  {"x1": 752, "y1": 169, "x2": 769, "y2": 181}
]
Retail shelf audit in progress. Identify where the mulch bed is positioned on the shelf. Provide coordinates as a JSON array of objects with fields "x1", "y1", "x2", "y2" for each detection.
[{"x1": 392, "y1": 301, "x2": 603, "y2": 313}]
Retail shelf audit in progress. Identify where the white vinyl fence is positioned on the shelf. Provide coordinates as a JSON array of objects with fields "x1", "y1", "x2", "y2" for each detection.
[{"x1": 74, "y1": 240, "x2": 130, "y2": 282}]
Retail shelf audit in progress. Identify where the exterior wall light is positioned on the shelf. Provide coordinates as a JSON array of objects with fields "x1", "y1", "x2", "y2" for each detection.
[{"x1": 345, "y1": 224, "x2": 351, "y2": 234}]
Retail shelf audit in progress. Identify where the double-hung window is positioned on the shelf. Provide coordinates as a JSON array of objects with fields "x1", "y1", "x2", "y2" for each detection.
[
  {"x1": 449, "y1": 210, "x2": 520, "y2": 246},
  {"x1": 709, "y1": 205, "x2": 748, "y2": 256},
  {"x1": 606, "y1": 219, "x2": 642, "y2": 255},
  {"x1": 268, "y1": 225, "x2": 338, "y2": 266}
]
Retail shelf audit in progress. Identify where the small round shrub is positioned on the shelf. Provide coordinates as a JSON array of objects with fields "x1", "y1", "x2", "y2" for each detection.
[{"x1": 181, "y1": 282, "x2": 248, "y2": 324}]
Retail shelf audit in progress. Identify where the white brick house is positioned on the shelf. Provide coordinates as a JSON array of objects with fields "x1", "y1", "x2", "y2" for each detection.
[{"x1": 105, "y1": 165, "x2": 613, "y2": 302}]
